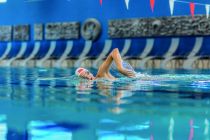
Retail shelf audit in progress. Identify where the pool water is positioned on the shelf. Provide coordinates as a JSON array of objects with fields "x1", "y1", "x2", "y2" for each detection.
[{"x1": 0, "y1": 67, "x2": 209, "y2": 140}]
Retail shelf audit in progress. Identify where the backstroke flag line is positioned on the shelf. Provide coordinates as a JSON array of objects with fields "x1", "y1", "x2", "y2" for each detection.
[
  {"x1": 125, "y1": 0, "x2": 130, "y2": 10},
  {"x1": 190, "y1": 2, "x2": 195, "y2": 18},
  {"x1": 206, "y1": 5, "x2": 210, "y2": 18},
  {"x1": 99, "y1": 0, "x2": 210, "y2": 18},
  {"x1": 150, "y1": 0, "x2": 155, "y2": 12},
  {"x1": 169, "y1": 0, "x2": 174, "y2": 15},
  {"x1": 173, "y1": 0, "x2": 210, "y2": 18}
]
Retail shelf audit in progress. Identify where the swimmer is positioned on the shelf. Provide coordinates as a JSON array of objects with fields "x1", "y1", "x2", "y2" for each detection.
[{"x1": 75, "y1": 48, "x2": 136, "y2": 80}]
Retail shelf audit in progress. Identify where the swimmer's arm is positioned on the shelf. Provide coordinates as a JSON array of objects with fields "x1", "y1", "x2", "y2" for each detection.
[
  {"x1": 96, "y1": 48, "x2": 122, "y2": 77},
  {"x1": 96, "y1": 48, "x2": 135, "y2": 78}
]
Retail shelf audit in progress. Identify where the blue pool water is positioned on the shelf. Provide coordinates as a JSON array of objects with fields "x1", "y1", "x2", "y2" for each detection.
[{"x1": 0, "y1": 67, "x2": 209, "y2": 140}]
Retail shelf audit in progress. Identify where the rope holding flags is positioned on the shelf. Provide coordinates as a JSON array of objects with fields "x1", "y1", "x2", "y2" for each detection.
[
  {"x1": 171, "y1": 0, "x2": 210, "y2": 18},
  {"x1": 99, "y1": 0, "x2": 210, "y2": 18}
]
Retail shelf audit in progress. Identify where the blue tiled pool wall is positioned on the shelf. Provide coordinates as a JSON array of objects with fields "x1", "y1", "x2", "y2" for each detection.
[
  {"x1": 0, "y1": 0, "x2": 209, "y2": 65},
  {"x1": 0, "y1": 37, "x2": 209, "y2": 60},
  {"x1": 0, "y1": 0, "x2": 208, "y2": 38}
]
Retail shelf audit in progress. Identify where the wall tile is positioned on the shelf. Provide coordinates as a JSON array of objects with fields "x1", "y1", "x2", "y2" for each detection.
[
  {"x1": 0, "y1": 26, "x2": 12, "y2": 41},
  {"x1": 34, "y1": 24, "x2": 43, "y2": 41},
  {"x1": 109, "y1": 15, "x2": 210, "y2": 38},
  {"x1": 45, "y1": 22, "x2": 80, "y2": 40},
  {"x1": 13, "y1": 25, "x2": 30, "y2": 41}
]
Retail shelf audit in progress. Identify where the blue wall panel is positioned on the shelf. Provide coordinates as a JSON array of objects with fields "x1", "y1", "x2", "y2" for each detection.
[
  {"x1": 0, "y1": 0, "x2": 209, "y2": 58},
  {"x1": 0, "y1": 0, "x2": 208, "y2": 41}
]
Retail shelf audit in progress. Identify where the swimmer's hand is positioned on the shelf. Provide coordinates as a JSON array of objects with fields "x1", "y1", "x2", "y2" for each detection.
[{"x1": 119, "y1": 68, "x2": 136, "y2": 78}]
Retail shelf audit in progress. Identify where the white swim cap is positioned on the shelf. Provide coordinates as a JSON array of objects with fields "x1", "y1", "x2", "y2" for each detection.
[{"x1": 75, "y1": 67, "x2": 88, "y2": 76}]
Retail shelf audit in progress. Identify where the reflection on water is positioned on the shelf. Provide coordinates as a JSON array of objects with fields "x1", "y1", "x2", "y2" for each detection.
[
  {"x1": 28, "y1": 121, "x2": 72, "y2": 140},
  {"x1": 0, "y1": 115, "x2": 7, "y2": 140},
  {"x1": 0, "y1": 68, "x2": 209, "y2": 139}
]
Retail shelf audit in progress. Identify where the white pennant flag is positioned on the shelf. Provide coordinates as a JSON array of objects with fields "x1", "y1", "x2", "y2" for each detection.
[
  {"x1": 125, "y1": 0, "x2": 129, "y2": 10},
  {"x1": 206, "y1": 5, "x2": 210, "y2": 18},
  {"x1": 169, "y1": 0, "x2": 174, "y2": 15}
]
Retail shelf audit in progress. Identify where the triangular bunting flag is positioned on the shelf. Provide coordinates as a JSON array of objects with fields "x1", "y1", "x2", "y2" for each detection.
[
  {"x1": 100, "y1": 0, "x2": 102, "y2": 5},
  {"x1": 125, "y1": 0, "x2": 130, "y2": 10},
  {"x1": 150, "y1": 0, "x2": 155, "y2": 12},
  {"x1": 190, "y1": 2, "x2": 195, "y2": 18},
  {"x1": 169, "y1": 0, "x2": 174, "y2": 15},
  {"x1": 206, "y1": 5, "x2": 210, "y2": 18}
]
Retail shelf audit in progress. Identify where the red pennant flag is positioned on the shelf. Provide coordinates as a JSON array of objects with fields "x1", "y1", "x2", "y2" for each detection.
[
  {"x1": 150, "y1": 0, "x2": 155, "y2": 12},
  {"x1": 100, "y1": 0, "x2": 102, "y2": 5},
  {"x1": 190, "y1": 2, "x2": 195, "y2": 18}
]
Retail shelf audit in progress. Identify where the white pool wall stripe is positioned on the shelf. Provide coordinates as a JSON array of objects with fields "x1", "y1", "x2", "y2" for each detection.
[
  {"x1": 0, "y1": 42, "x2": 12, "y2": 60},
  {"x1": 188, "y1": 37, "x2": 203, "y2": 58},
  {"x1": 183, "y1": 56, "x2": 199, "y2": 69},
  {"x1": 78, "y1": 41, "x2": 92, "y2": 58},
  {"x1": 37, "y1": 41, "x2": 56, "y2": 67},
  {"x1": 21, "y1": 42, "x2": 41, "y2": 66},
  {"x1": 121, "y1": 39, "x2": 131, "y2": 57},
  {"x1": 92, "y1": 40, "x2": 112, "y2": 68},
  {"x1": 16, "y1": 42, "x2": 27, "y2": 58},
  {"x1": 161, "y1": 37, "x2": 198, "y2": 69},
  {"x1": 54, "y1": 41, "x2": 73, "y2": 67},
  {"x1": 74, "y1": 41, "x2": 92, "y2": 67},
  {"x1": 182, "y1": 37, "x2": 203, "y2": 69},
  {"x1": 140, "y1": 38, "x2": 154, "y2": 58},
  {"x1": 6, "y1": 42, "x2": 27, "y2": 66},
  {"x1": 164, "y1": 38, "x2": 180, "y2": 57},
  {"x1": 139, "y1": 38, "x2": 180, "y2": 69}
]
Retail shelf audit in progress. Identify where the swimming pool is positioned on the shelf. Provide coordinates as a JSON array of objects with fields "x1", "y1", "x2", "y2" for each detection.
[{"x1": 0, "y1": 67, "x2": 209, "y2": 140}]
